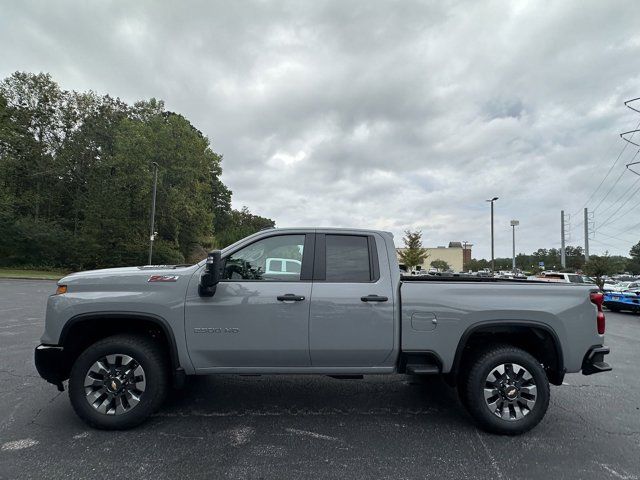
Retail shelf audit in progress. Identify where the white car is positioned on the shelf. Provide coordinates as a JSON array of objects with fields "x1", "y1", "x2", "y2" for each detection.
[
  {"x1": 265, "y1": 257, "x2": 302, "y2": 275},
  {"x1": 535, "y1": 272, "x2": 586, "y2": 284},
  {"x1": 605, "y1": 281, "x2": 639, "y2": 293}
]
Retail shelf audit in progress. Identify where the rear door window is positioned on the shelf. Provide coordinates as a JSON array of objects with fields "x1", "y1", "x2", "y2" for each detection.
[{"x1": 325, "y1": 235, "x2": 371, "y2": 282}]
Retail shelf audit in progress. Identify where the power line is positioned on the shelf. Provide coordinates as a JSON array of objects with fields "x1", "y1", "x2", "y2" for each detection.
[
  {"x1": 596, "y1": 173, "x2": 640, "y2": 217},
  {"x1": 596, "y1": 231, "x2": 636, "y2": 244},
  {"x1": 626, "y1": 97, "x2": 640, "y2": 114},
  {"x1": 613, "y1": 221, "x2": 640, "y2": 237},
  {"x1": 592, "y1": 167, "x2": 629, "y2": 212},
  {"x1": 596, "y1": 181, "x2": 640, "y2": 230},
  {"x1": 597, "y1": 190, "x2": 640, "y2": 231},
  {"x1": 591, "y1": 238, "x2": 621, "y2": 250},
  {"x1": 575, "y1": 119, "x2": 640, "y2": 215}
]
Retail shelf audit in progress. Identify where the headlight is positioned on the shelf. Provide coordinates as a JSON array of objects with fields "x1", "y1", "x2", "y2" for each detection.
[{"x1": 55, "y1": 285, "x2": 68, "y2": 295}]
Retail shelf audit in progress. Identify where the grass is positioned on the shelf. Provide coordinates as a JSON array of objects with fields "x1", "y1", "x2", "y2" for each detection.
[{"x1": 0, "y1": 268, "x2": 69, "y2": 281}]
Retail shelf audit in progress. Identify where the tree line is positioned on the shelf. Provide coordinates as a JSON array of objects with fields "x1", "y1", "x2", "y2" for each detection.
[
  {"x1": 400, "y1": 230, "x2": 640, "y2": 275},
  {"x1": 468, "y1": 244, "x2": 640, "y2": 275},
  {"x1": 0, "y1": 72, "x2": 273, "y2": 270}
]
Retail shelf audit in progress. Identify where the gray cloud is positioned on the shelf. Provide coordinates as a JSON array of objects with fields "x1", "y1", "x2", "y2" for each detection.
[{"x1": 2, "y1": 0, "x2": 640, "y2": 258}]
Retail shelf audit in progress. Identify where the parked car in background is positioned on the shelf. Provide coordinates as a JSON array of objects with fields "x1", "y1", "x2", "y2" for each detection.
[
  {"x1": 534, "y1": 272, "x2": 586, "y2": 284},
  {"x1": 602, "y1": 281, "x2": 620, "y2": 292},
  {"x1": 604, "y1": 291, "x2": 640, "y2": 313},
  {"x1": 606, "y1": 282, "x2": 630, "y2": 292},
  {"x1": 609, "y1": 281, "x2": 640, "y2": 292},
  {"x1": 626, "y1": 282, "x2": 640, "y2": 294}
]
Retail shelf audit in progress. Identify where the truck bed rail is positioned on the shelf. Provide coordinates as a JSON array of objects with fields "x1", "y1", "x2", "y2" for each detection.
[{"x1": 401, "y1": 275, "x2": 559, "y2": 284}]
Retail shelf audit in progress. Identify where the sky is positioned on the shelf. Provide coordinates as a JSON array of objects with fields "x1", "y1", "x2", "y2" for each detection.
[{"x1": 2, "y1": 0, "x2": 640, "y2": 259}]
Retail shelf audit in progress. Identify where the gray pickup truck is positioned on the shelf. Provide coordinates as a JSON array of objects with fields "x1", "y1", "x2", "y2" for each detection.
[{"x1": 35, "y1": 228, "x2": 611, "y2": 434}]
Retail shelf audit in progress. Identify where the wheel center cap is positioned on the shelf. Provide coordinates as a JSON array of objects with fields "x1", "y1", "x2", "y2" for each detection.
[
  {"x1": 505, "y1": 386, "x2": 518, "y2": 400},
  {"x1": 106, "y1": 378, "x2": 121, "y2": 393}
]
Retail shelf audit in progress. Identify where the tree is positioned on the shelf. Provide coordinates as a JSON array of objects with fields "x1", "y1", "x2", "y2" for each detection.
[
  {"x1": 584, "y1": 253, "x2": 623, "y2": 290},
  {"x1": 430, "y1": 259, "x2": 450, "y2": 271},
  {"x1": 0, "y1": 71, "x2": 275, "y2": 269},
  {"x1": 565, "y1": 245, "x2": 585, "y2": 270},
  {"x1": 623, "y1": 241, "x2": 640, "y2": 274},
  {"x1": 467, "y1": 258, "x2": 490, "y2": 271},
  {"x1": 213, "y1": 206, "x2": 275, "y2": 248},
  {"x1": 398, "y1": 230, "x2": 428, "y2": 270}
]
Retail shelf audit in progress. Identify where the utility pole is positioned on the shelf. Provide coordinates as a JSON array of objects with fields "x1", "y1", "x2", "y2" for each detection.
[
  {"x1": 148, "y1": 162, "x2": 159, "y2": 265},
  {"x1": 560, "y1": 210, "x2": 566, "y2": 269},
  {"x1": 462, "y1": 240, "x2": 467, "y2": 271},
  {"x1": 584, "y1": 207, "x2": 590, "y2": 263},
  {"x1": 510, "y1": 220, "x2": 519, "y2": 273},
  {"x1": 486, "y1": 197, "x2": 499, "y2": 272}
]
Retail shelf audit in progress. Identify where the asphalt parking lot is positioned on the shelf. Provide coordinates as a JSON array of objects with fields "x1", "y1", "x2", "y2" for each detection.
[{"x1": 1, "y1": 279, "x2": 639, "y2": 480}]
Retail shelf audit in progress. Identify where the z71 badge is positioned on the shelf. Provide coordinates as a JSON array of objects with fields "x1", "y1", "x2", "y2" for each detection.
[
  {"x1": 147, "y1": 275, "x2": 179, "y2": 282},
  {"x1": 194, "y1": 327, "x2": 239, "y2": 334}
]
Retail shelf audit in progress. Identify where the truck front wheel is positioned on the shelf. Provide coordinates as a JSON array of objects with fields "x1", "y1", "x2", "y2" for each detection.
[
  {"x1": 461, "y1": 346, "x2": 550, "y2": 435},
  {"x1": 68, "y1": 334, "x2": 169, "y2": 430}
]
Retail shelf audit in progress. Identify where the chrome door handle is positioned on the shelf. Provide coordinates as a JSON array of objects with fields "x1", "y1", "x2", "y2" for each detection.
[
  {"x1": 277, "y1": 294, "x2": 305, "y2": 302},
  {"x1": 361, "y1": 295, "x2": 388, "y2": 302}
]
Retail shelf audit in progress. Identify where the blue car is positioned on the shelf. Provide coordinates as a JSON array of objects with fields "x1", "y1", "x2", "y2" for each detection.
[{"x1": 604, "y1": 291, "x2": 640, "y2": 313}]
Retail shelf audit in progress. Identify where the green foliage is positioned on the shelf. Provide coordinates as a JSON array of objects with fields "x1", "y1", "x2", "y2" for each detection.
[
  {"x1": 471, "y1": 243, "x2": 630, "y2": 276},
  {"x1": 213, "y1": 206, "x2": 275, "y2": 248},
  {"x1": 398, "y1": 230, "x2": 428, "y2": 269},
  {"x1": 0, "y1": 72, "x2": 274, "y2": 269},
  {"x1": 430, "y1": 259, "x2": 450, "y2": 271},
  {"x1": 626, "y1": 243, "x2": 640, "y2": 274},
  {"x1": 467, "y1": 258, "x2": 490, "y2": 271},
  {"x1": 584, "y1": 253, "x2": 624, "y2": 289},
  {"x1": 498, "y1": 245, "x2": 585, "y2": 272}
]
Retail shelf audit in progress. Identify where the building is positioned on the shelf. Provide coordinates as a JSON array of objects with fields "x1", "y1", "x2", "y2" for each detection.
[{"x1": 397, "y1": 241, "x2": 472, "y2": 273}]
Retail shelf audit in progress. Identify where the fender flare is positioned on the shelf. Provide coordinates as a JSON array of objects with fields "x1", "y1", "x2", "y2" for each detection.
[
  {"x1": 60, "y1": 311, "x2": 182, "y2": 373},
  {"x1": 450, "y1": 320, "x2": 565, "y2": 385}
]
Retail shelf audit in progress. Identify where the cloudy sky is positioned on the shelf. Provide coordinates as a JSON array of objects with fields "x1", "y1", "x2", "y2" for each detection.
[{"x1": 3, "y1": 0, "x2": 640, "y2": 259}]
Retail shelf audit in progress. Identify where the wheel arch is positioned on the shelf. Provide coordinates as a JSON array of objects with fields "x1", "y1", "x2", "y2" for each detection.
[
  {"x1": 57, "y1": 312, "x2": 183, "y2": 385},
  {"x1": 450, "y1": 320, "x2": 565, "y2": 386}
]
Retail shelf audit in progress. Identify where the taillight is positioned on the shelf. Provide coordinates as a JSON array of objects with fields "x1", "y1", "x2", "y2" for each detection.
[{"x1": 590, "y1": 292, "x2": 605, "y2": 335}]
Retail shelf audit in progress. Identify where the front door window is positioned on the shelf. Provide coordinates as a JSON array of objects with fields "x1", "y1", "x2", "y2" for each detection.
[{"x1": 223, "y1": 235, "x2": 305, "y2": 281}]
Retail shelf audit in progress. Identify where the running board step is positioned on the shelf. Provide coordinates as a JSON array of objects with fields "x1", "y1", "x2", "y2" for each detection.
[{"x1": 406, "y1": 364, "x2": 440, "y2": 375}]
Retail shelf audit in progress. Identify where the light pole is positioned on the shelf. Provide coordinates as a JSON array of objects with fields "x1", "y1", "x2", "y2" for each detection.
[
  {"x1": 148, "y1": 162, "x2": 159, "y2": 265},
  {"x1": 486, "y1": 197, "x2": 499, "y2": 272},
  {"x1": 510, "y1": 220, "x2": 519, "y2": 274}
]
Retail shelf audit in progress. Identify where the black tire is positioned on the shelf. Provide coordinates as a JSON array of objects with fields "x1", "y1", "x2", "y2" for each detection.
[
  {"x1": 68, "y1": 334, "x2": 169, "y2": 430},
  {"x1": 461, "y1": 345, "x2": 550, "y2": 435}
]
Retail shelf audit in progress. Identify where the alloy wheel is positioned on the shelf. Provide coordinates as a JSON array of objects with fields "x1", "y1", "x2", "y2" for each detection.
[
  {"x1": 483, "y1": 362, "x2": 537, "y2": 421},
  {"x1": 83, "y1": 354, "x2": 146, "y2": 415}
]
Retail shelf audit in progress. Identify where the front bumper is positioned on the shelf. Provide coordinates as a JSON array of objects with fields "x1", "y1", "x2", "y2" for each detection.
[
  {"x1": 34, "y1": 344, "x2": 69, "y2": 391},
  {"x1": 582, "y1": 346, "x2": 612, "y2": 376}
]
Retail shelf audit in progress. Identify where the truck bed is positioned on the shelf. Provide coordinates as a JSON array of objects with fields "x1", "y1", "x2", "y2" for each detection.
[{"x1": 399, "y1": 279, "x2": 599, "y2": 375}]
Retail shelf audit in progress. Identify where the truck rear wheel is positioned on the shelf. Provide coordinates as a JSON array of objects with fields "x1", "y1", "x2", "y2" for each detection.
[
  {"x1": 461, "y1": 346, "x2": 550, "y2": 435},
  {"x1": 68, "y1": 334, "x2": 169, "y2": 430}
]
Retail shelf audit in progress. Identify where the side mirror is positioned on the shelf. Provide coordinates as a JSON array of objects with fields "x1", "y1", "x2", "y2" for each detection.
[{"x1": 198, "y1": 250, "x2": 222, "y2": 297}]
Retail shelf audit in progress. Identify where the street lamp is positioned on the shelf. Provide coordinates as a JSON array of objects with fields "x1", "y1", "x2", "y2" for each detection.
[
  {"x1": 148, "y1": 162, "x2": 159, "y2": 265},
  {"x1": 486, "y1": 197, "x2": 499, "y2": 272},
  {"x1": 510, "y1": 220, "x2": 519, "y2": 274}
]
